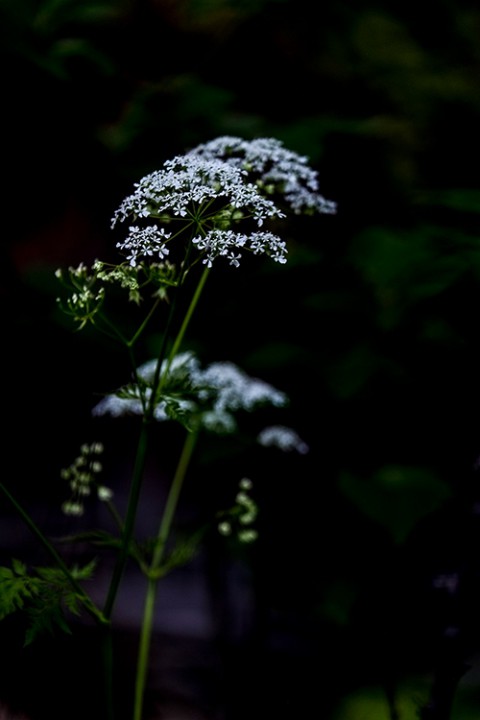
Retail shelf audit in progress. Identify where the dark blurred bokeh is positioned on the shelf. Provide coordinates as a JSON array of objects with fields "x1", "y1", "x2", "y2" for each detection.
[{"x1": 2, "y1": 0, "x2": 480, "y2": 718}]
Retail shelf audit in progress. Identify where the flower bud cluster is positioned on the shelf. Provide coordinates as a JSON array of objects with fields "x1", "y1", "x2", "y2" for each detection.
[
  {"x1": 217, "y1": 477, "x2": 258, "y2": 543},
  {"x1": 61, "y1": 442, "x2": 112, "y2": 517},
  {"x1": 56, "y1": 259, "x2": 179, "y2": 327},
  {"x1": 55, "y1": 264, "x2": 105, "y2": 329}
]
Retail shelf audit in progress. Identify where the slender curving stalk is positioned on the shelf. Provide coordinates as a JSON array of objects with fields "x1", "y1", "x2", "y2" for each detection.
[
  {"x1": 163, "y1": 265, "x2": 210, "y2": 376},
  {"x1": 127, "y1": 297, "x2": 163, "y2": 348},
  {"x1": 103, "y1": 419, "x2": 150, "y2": 620},
  {"x1": 147, "y1": 264, "x2": 210, "y2": 413},
  {"x1": 133, "y1": 429, "x2": 199, "y2": 720},
  {"x1": 0, "y1": 482, "x2": 106, "y2": 626},
  {"x1": 101, "y1": 623, "x2": 115, "y2": 720}
]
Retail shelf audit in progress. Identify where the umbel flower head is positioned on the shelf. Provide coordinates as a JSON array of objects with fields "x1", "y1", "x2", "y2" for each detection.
[
  {"x1": 188, "y1": 135, "x2": 337, "y2": 216},
  {"x1": 112, "y1": 154, "x2": 286, "y2": 268},
  {"x1": 111, "y1": 137, "x2": 335, "y2": 269},
  {"x1": 93, "y1": 351, "x2": 288, "y2": 434}
]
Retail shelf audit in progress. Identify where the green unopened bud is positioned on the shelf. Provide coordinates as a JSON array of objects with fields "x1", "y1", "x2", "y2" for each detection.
[
  {"x1": 238, "y1": 529, "x2": 258, "y2": 544},
  {"x1": 97, "y1": 486, "x2": 113, "y2": 502},
  {"x1": 62, "y1": 501, "x2": 84, "y2": 517}
]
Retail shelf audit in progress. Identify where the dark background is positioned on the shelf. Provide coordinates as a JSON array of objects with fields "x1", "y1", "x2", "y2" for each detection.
[{"x1": 2, "y1": 0, "x2": 480, "y2": 718}]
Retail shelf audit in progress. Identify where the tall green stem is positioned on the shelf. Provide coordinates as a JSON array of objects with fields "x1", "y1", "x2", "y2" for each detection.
[
  {"x1": 133, "y1": 429, "x2": 199, "y2": 720},
  {"x1": 102, "y1": 263, "x2": 210, "y2": 719},
  {"x1": 165, "y1": 266, "x2": 210, "y2": 375},
  {"x1": 103, "y1": 420, "x2": 149, "y2": 619},
  {"x1": 101, "y1": 624, "x2": 115, "y2": 720},
  {"x1": 130, "y1": 267, "x2": 209, "y2": 720}
]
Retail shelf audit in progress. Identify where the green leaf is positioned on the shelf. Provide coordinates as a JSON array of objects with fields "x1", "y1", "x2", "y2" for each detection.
[
  {"x1": 0, "y1": 564, "x2": 41, "y2": 620},
  {"x1": 11, "y1": 558, "x2": 27, "y2": 576},
  {"x1": 0, "y1": 559, "x2": 97, "y2": 644},
  {"x1": 59, "y1": 529, "x2": 122, "y2": 549},
  {"x1": 339, "y1": 465, "x2": 452, "y2": 544},
  {"x1": 24, "y1": 595, "x2": 73, "y2": 646},
  {"x1": 144, "y1": 531, "x2": 203, "y2": 580},
  {"x1": 419, "y1": 188, "x2": 480, "y2": 214},
  {"x1": 70, "y1": 558, "x2": 97, "y2": 581},
  {"x1": 163, "y1": 396, "x2": 196, "y2": 430},
  {"x1": 349, "y1": 226, "x2": 467, "y2": 327}
]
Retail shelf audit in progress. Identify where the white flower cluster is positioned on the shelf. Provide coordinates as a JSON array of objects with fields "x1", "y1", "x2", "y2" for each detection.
[
  {"x1": 189, "y1": 136, "x2": 337, "y2": 215},
  {"x1": 112, "y1": 154, "x2": 283, "y2": 226},
  {"x1": 111, "y1": 137, "x2": 335, "y2": 268},
  {"x1": 117, "y1": 225, "x2": 171, "y2": 267},
  {"x1": 111, "y1": 154, "x2": 286, "y2": 268},
  {"x1": 192, "y1": 229, "x2": 287, "y2": 267},
  {"x1": 257, "y1": 425, "x2": 309, "y2": 454},
  {"x1": 93, "y1": 351, "x2": 288, "y2": 434}
]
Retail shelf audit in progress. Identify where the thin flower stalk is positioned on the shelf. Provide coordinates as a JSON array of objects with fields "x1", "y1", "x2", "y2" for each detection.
[{"x1": 133, "y1": 429, "x2": 199, "y2": 720}]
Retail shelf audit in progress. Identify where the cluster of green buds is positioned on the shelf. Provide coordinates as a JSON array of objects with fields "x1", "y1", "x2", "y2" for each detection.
[
  {"x1": 217, "y1": 477, "x2": 258, "y2": 543},
  {"x1": 92, "y1": 259, "x2": 179, "y2": 303},
  {"x1": 55, "y1": 263, "x2": 106, "y2": 329},
  {"x1": 61, "y1": 442, "x2": 112, "y2": 516},
  {"x1": 56, "y1": 260, "x2": 179, "y2": 330}
]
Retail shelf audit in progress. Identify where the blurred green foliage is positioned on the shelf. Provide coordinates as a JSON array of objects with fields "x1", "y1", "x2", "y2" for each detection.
[{"x1": 340, "y1": 464, "x2": 452, "y2": 544}]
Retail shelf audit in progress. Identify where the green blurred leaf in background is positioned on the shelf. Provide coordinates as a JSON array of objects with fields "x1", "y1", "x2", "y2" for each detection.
[{"x1": 339, "y1": 464, "x2": 452, "y2": 544}]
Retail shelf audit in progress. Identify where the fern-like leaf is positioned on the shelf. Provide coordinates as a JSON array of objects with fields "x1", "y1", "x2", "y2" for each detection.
[
  {"x1": 0, "y1": 562, "x2": 41, "y2": 620},
  {"x1": 0, "y1": 559, "x2": 97, "y2": 646}
]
